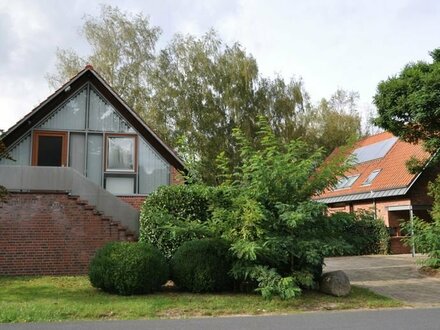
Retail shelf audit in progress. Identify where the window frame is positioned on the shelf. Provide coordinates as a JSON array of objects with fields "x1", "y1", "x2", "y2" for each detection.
[
  {"x1": 104, "y1": 133, "x2": 138, "y2": 173},
  {"x1": 334, "y1": 174, "x2": 360, "y2": 190},
  {"x1": 362, "y1": 169, "x2": 381, "y2": 186}
]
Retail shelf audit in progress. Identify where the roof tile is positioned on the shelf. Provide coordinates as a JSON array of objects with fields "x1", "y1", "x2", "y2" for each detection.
[{"x1": 315, "y1": 132, "x2": 430, "y2": 200}]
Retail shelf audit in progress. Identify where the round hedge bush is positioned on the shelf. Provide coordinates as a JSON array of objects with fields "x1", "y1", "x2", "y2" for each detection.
[
  {"x1": 89, "y1": 242, "x2": 169, "y2": 295},
  {"x1": 171, "y1": 238, "x2": 233, "y2": 293}
]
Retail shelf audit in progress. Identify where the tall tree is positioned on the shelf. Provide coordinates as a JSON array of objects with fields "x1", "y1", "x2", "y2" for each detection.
[
  {"x1": 148, "y1": 32, "x2": 308, "y2": 183},
  {"x1": 374, "y1": 48, "x2": 440, "y2": 153},
  {"x1": 305, "y1": 89, "x2": 361, "y2": 154},
  {"x1": 48, "y1": 5, "x2": 361, "y2": 183},
  {"x1": 47, "y1": 5, "x2": 161, "y2": 121}
]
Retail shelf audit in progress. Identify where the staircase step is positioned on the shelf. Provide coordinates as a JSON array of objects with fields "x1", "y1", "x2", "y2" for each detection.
[{"x1": 71, "y1": 196, "x2": 134, "y2": 243}]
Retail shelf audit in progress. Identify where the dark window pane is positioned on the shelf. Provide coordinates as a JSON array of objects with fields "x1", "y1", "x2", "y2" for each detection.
[{"x1": 37, "y1": 136, "x2": 63, "y2": 166}]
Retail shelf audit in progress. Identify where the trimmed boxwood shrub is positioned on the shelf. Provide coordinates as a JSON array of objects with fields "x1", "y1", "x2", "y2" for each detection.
[
  {"x1": 171, "y1": 238, "x2": 234, "y2": 293},
  {"x1": 89, "y1": 242, "x2": 168, "y2": 295}
]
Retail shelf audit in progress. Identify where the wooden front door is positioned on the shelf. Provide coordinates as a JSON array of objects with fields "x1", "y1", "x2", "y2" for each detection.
[{"x1": 32, "y1": 131, "x2": 68, "y2": 166}]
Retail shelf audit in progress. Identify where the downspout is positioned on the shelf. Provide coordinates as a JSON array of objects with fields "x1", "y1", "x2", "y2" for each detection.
[
  {"x1": 371, "y1": 191, "x2": 377, "y2": 219},
  {"x1": 409, "y1": 206, "x2": 416, "y2": 257}
]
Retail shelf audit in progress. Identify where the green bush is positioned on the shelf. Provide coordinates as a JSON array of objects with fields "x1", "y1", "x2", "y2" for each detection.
[
  {"x1": 330, "y1": 211, "x2": 389, "y2": 255},
  {"x1": 171, "y1": 239, "x2": 234, "y2": 293},
  {"x1": 401, "y1": 177, "x2": 440, "y2": 269},
  {"x1": 89, "y1": 242, "x2": 168, "y2": 295},
  {"x1": 139, "y1": 184, "x2": 213, "y2": 259}
]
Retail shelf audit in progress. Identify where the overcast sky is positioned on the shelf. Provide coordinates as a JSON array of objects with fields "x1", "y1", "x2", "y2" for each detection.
[{"x1": 1, "y1": 0, "x2": 439, "y2": 131}]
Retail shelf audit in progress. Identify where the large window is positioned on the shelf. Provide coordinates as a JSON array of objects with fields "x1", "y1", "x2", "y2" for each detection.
[{"x1": 106, "y1": 135, "x2": 136, "y2": 172}]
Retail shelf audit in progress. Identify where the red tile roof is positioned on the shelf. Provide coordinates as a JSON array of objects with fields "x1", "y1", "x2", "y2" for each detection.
[{"x1": 315, "y1": 132, "x2": 431, "y2": 200}]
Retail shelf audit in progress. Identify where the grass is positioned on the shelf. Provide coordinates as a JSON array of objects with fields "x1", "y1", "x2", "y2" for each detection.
[{"x1": 0, "y1": 276, "x2": 403, "y2": 323}]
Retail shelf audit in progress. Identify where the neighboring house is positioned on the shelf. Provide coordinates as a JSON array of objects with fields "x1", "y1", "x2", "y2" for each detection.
[
  {"x1": 314, "y1": 132, "x2": 437, "y2": 254},
  {"x1": 0, "y1": 65, "x2": 184, "y2": 275}
]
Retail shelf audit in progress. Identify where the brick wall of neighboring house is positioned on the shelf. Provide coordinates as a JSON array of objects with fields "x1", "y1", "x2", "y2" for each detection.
[
  {"x1": 327, "y1": 196, "x2": 415, "y2": 254},
  {"x1": 118, "y1": 196, "x2": 146, "y2": 210},
  {"x1": 408, "y1": 166, "x2": 437, "y2": 206},
  {"x1": 0, "y1": 193, "x2": 134, "y2": 276},
  {"x1": 170, "y1": 166, "x2": 184, "y2": 185}
]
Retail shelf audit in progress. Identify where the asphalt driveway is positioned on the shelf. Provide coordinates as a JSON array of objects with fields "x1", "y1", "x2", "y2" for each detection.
[{"x1": 324, "y1": 254, "x2": 440, "y2": 306}]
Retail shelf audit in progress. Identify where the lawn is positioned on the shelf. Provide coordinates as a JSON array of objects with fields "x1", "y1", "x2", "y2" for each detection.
[{"x1": 0, "y1": 276, "x2": 403, "y2": 323}]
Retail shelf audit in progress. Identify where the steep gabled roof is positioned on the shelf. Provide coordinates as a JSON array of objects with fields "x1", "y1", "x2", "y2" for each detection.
[
  {"x1": 1, "y1": 65, "x2": 185, "y2": 171},
  {"x1": 314, "y1": 132, "x2": 431, "y2": 203}
]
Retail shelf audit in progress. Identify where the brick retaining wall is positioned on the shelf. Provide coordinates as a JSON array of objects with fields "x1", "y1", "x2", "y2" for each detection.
[{"x1": 0, "y1": 193, "x2": 134, "y2": 275}]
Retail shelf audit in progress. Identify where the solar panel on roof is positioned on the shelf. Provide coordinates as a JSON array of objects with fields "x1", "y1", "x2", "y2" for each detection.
[{"x1": 352, "y1": 137, "x2": 398, "y2": 163}]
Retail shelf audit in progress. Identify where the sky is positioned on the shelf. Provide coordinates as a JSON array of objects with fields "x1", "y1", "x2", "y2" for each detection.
[{"x1": 1, "y1": 0, "x2": 439, "y2": 131}]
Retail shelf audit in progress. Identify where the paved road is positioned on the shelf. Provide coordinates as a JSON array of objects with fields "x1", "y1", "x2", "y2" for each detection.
[
  {"x1": 325, "y1": 254, "x2": 440, "y2": 306},
  {"x1": 1, "y1": 308, "x2": 439, "y2": 330}
]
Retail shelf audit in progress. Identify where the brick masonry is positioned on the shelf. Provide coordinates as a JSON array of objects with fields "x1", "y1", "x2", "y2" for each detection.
[
  {"x1": 0, "y1": 193, "x2": 134, "y2": 276},
  {"x1": 118, "y1": 196, "x2": 146, "y2": 210},
  {"x1": 170, "y1": 166, "x2": 184, "y2": 185},
  {"x1": 326, "y1": 171, "x2": 436, "y2": 254}
]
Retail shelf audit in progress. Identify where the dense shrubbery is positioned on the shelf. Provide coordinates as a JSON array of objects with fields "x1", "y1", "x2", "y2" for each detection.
[
  {"x1": 140, "y1": 117, "x2": 353, "y2": 299},
  {"x1": 139, "y1": 184, "x2": 213, "y2": 259},
  {"x1": 403, "y1": 178, "x2": 440, "y2": 269},
  {"x1": 171, "y1": 238, "x2": 234, "y2": 293},
  {"x1": 330, "y1": 211, "x2": 389, "y2": 256},
  {"x1": 89, "y1": 242, "x2": 168, "y2": 295}
]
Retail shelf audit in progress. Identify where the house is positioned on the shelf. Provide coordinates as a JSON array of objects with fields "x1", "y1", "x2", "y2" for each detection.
[
  {"x1": 0, "y1": 65, "x2": 184, "y2": 275},
  {"x1": 314, "y1": 132, "x2": 437, "y2": 254}
]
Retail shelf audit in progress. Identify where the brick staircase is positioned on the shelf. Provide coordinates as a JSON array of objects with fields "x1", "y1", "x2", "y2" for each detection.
[{"x1": 68, "y1": 195, "x2": 136, "y2": 242}]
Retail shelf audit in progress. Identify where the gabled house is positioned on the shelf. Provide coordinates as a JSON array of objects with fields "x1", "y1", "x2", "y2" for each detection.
[
  {"x1": 314, "y1": 132, "x2": 437, "y2": 254},
  {"x1": 0, "y1": 66, "x2": 184, "y2": 275}
]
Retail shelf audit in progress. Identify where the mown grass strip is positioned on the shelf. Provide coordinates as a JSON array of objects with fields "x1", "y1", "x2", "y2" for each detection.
[{"x1": 0, "y1": 276, "x2": 402, "y2": 323}]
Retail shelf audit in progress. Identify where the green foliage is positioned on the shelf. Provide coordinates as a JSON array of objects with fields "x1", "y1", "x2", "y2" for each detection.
[
  {"x1": 48, "y1": 5, "x2": 362, "y2": 184},
  {"x1": 89, "y1": 242, "x2": 168, "y2": 295},
  {"x1": 402, "y1": 177, "x2": 440, "y2": 268},
  {"x1": 171, "y1": 238, "x2": 234, "y2": 293},
  {"x1": 211, "y1": 116, "x2": 352, "y2": 299},
  {"x1": 139, "y1": 184, "x2": 213, "y2": 259},
  {"x1": 329, "y1": 211, "x2": 390, "y2": 256},
  {"x1": 374, "y1": 48, "x2": 440, "y2": 154},
  {"x1": 305, "y1": 89, "x2": 362, "y2": 154},
  {"x1": 373, "y1": 48, "x2": 440, "y2": 268}
]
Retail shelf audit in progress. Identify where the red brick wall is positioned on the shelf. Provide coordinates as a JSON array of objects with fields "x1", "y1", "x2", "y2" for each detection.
[
  {"x1": 0, "y1": 193, "x2": 132, "y2": 276},
  {"x1": 327, "y1": 197, "x2": 414, "y2": 254},
  {"x1": 118, "y1": 196, "x2": 146, "y2": 210},
  {"x1": 170, "y1": 166, "x2": 184, "y2": 185}
]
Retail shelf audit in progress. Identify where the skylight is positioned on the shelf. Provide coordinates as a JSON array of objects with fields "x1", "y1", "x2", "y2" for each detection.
[
  {"x1": 352, "y1": 137, "x2": 398, "y2": 164},
  {"x1": 334, "y1": 174, "x2": 360, "y2": 190},
  {"x1": 362, "y1": 169, "x2": 381, "y2": 186}
]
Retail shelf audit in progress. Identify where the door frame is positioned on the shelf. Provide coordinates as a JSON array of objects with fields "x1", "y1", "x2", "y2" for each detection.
[{"x1": 31, "y1": 130, "x2": 68, "y2": 166}]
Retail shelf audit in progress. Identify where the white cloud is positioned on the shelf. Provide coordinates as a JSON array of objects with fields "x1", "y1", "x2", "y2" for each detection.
[{"x1": 1, "y1": 0, "x2": 440, "y2": 131}]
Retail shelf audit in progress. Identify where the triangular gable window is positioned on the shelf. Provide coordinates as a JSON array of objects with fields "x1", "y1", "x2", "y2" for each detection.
[
  {"x1": 38, "y1": 88, "x2": 87, "y2": 130},
  {"x1": 88, "y1": 89, "x2": 134, "y2": 133}
]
